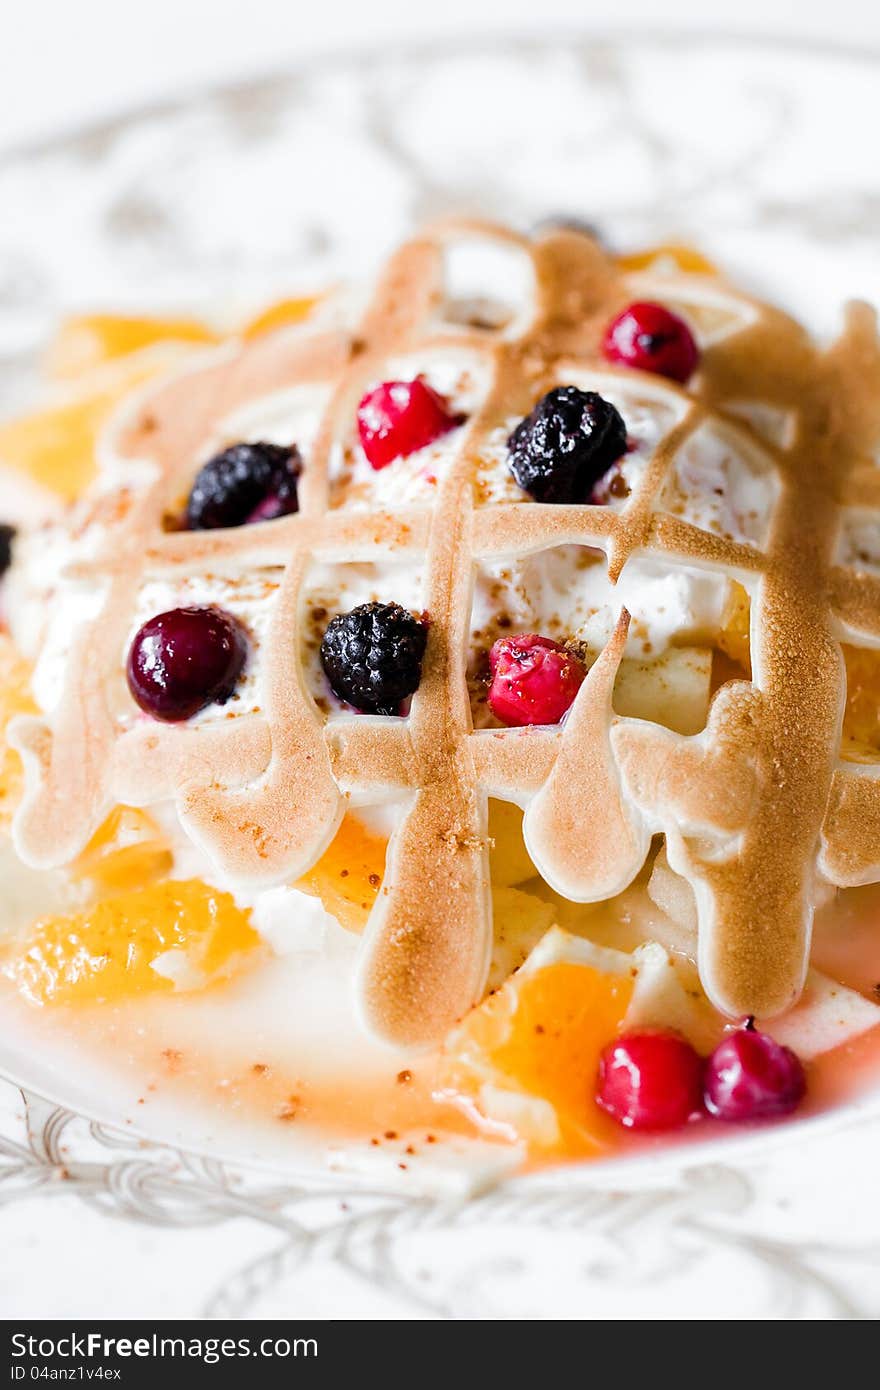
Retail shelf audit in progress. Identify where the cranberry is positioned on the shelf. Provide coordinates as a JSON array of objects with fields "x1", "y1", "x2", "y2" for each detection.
[
  {"x1": 127, "y1": 606, "x2": 248, "y2": 722},
  {"x1": 487, "y1": 633, "x2": 586, "y2": 727},
  {"x1": 357, "y1": 378, "x2": 461, "y2": 469},
  {"x1": 703, "y1": 1023, "x2": 806, "y2": 1123},
  {"x1": 597, "y1": 1030, "x2": 704, "y2": 1131},
  {"x1": 603, "y1": 302, "x2": 699, "y2": 384}
]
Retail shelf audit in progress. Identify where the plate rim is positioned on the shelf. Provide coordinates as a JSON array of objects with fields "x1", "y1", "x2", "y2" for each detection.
[{"x1": 3, "y1": 24, "x2": 880, "y2": 164}]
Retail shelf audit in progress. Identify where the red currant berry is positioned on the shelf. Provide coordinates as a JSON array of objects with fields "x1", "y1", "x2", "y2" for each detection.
[
  {"x1": 487, "y1": 634, "x2": 586, "y2": 727},
  {"x1": 357, "y1": 378, "x2": 461, "y2": 470},
  {"x1": 603, "y1": 301, "x2": 699, "y2": 384},
  {"x1": 597, "y1": 1029, "x2": 704, "y2": 1131}
]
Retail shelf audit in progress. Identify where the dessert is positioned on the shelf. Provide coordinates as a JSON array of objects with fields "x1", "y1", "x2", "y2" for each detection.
[{"x1": 1, "y1": 220, "x2": 879, "y2": 1177}]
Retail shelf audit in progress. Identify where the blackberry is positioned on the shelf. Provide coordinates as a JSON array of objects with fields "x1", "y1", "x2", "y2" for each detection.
[
  {"x1": 320, "y1": 602, "x2": 428, "y2": 715},
  {"x1": 186, "y1": 441, "x2": 301, "y2": 530},
  {"x1": 0, "y1": 524, "x2": 15, "y2": 577},
  {"x1": 507, "y1": 387, "x2": 627, "y2": 504}
]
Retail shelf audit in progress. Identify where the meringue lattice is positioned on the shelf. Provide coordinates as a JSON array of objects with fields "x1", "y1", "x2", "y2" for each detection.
[{"x1": 10, "y1": 223, "x2": 880, "y2": 1043}]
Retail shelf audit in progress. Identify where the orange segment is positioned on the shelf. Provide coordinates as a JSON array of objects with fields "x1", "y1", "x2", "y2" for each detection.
[
  {"x1": 617, "y1": 242, "x2": 718, "y2": 275},
  {"x1": 46, "y1": 300, "x2": 320, "y2": 379},
  {"x1": 242, "y1": 296, "x2": 320, "y2": 339},
  {"x1": 46, "y1": 314, "x2": 219, "y2": 379},
  {"x1": 0, "y1": 355, "x2": 183, "y2": 499},
  {"x1": 2, "y1": 878, "x2": 260, "y2": 1007},
  {"x1": 72, "y1": 806, "x2": 173, "y2": 894},
  {"x1": 841, "y1": 644, "x2": 880, "y2": 760},
  {"x1": 0, "y1": 636, "x2": 36, "y2": 830},
  {"x1": 4, "y1": 297, "x2": 322, "y2": 501},
  {"x1": 445, "y1": 947, "x2": 635, "y2": 1154},
  {"x1": 295, "y1": 812, "x2": 387, "y2": 932}
]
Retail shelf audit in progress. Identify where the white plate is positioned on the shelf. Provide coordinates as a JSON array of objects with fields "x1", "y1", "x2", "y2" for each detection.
[{"x1": 2, "y1": 30, "x2": 880, "y2": 1318}]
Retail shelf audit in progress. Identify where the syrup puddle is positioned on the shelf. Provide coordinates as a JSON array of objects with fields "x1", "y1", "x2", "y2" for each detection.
[{"x1": 0, "y1": 882, "x2": 879, "y2": 1187}]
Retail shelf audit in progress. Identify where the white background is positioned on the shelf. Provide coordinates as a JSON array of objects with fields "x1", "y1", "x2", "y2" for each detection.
[{"x1": 1, "y1": 0, "x2": 879, "y2": 151}]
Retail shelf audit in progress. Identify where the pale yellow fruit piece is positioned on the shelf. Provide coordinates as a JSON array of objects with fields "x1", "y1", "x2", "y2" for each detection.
[
  {"x1": 487, "y1": 799, "x2": 535, "y2": 886},
  {"x1": 716, "y1": 581, "x2": 751, "y2": 676},
  {"x1": 614, "y1": 646, "x2": 712, "y2": 735},
  {"x1": 488, "y1": 884, "x2": 555, "y2": 991},
  {"x1": 646, "y1": 846, "x2": 698, "y2": 946}
]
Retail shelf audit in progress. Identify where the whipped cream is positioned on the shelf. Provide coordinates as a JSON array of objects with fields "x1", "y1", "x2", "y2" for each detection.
[
  {"x1": 211, "y1": 380, "x2": 333, "y2": 466},
  {"x1": 661, "y1": 419, "x2": 778, "y2": 546},
  {"x1": 472, "y1": 547, "x2": 730, "y2": 666},
  {"x1": 327, "y1": 347, "x2": 491, "y2": 509},
  {"x1": 7, "y1": 519, "x2": 109, "y2": 713},
  {"x1": 320, "y1": 358, "x2": 688, "y2": 513}
]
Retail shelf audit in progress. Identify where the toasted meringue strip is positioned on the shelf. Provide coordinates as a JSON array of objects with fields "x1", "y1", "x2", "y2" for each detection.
[
  {"x1": 324, "y1": 720, "x2": 419, "y2": 796},
  {"x1": 649, "y1": 514, "x2": 766, "y2": 574},
  {"x1": 604, "y1": 409, "x2": 704, "y2": 582},
  {"x1": 838, "y1": 464, "x2": 880, "y2": 510},
  {"x1": 12, "y1": 221, "x2": 880, "y2": 1044},
  {"x1": 110, "y1": 716, "x2": 272, "y2": 806},
  {"x1": 830, "y1": 567, "x2": 880, "y2": 639},
  {"x1": 820, "y1": 766, "x2": 880, "y2": 887},
  {"x1": 140, "y1": 508, "x2": 433, "y2": 572},
  {"x1": 471, "y1": 502, "x2": 614, "y2": 558},
  {"x1": 469, "y1": 727, "x2": 561, "y2": 801},
  {"x1": 524, "y1": 611, "x2": 650, "y2": 900}
]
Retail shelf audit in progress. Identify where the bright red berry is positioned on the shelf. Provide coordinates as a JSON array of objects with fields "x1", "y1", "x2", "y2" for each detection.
[
  {"x1": 597, "y1": 1029, "x2": 704, "y2": 1131},
  {"x1": 703, "y1": 1024, "x2": 806, "y2": 1123},
  {"x1": 487, "y1": 633, "x2": 586, "y2": 727},
  {"x1": 603, "y1": 301, "x2": 699, "y2": 384},
  {"x1": 356, "y1": 377, "x2": 461, "y2": 470}
]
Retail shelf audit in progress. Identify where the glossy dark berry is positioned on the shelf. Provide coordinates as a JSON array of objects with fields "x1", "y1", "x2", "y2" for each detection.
[
  {"x1": 603, "y1": 301, "x2": 699, "y2": 384},
  {"x1": 507, "y1": 386, "x2": 628, "y2": 504},
  {"x1": 320, "y1": 602, "x2": 427, "y2": 715},
  {"x1": 597, "y1": 1029, "x2": 704, "y2": 1131},
  {"x1": 127, "y1": 606, "x2": 248, "y2": 722},
  {"x1": 186, "y1": 441, "x2": 301, "y2": 530},
  {"x1": 357, "y1": 378, "x2": 461, "y2": 470},
  {"x1": 531, "y1": 214, "x2": 601, "y2": 242},
  {"x1": 0, "y1": 524, "x2": 15, "y2": 578},
  {"x1": 703, "y1": 1023, "x2": 806, "y2": 1123}
]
